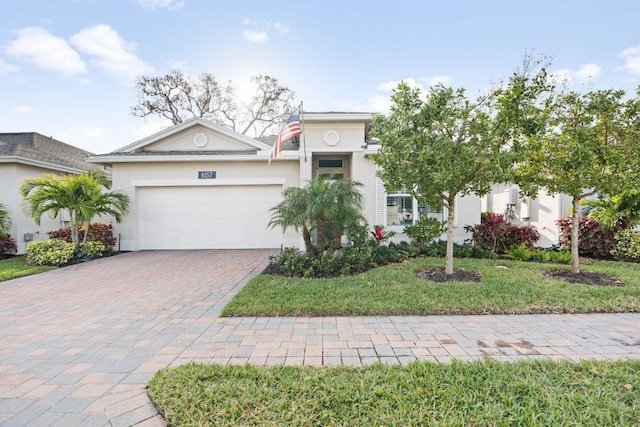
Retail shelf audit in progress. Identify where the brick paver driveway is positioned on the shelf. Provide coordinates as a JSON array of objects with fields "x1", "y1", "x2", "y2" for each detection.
[
  {"x1": 0, "y1": 250, "x2": 275, "y2": 426},
  {"x1": 2, "y1": 250, "x2": 639, "y2": 426}
]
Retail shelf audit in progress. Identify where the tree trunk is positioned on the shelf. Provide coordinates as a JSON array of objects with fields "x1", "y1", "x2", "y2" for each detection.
[
  {"x1": 70, "y1": 211, "x2": 79, "y2": 250},
  {"x1": 302, "y1": 228, "x2": 314, "y2": 256},
  {"x1": 316, "y1": 216, "x2": 326, "y2": 253},
  {"x1": 445, "y1": 197, "x2": 455, "y2": 275},
  {"x1": 571, "y1": 197, "x2": 580, "y2": 274}
]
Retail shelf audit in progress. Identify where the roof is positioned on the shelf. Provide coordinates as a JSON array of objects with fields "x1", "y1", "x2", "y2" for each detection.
[
  {"x1": 92, "y1": 150, "x2": 258, "y2": 157},
  {"x1": 0, "y1": 132, "x2": 93, "y2": 172}
]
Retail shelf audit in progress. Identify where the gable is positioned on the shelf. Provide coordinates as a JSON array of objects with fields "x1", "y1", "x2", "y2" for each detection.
[
  {"x1": 113, "y1": 118, "x2": 272, "y2": 154},
  {"x1": 143, "y1": 124, "x2": 259, "y2": 152}
]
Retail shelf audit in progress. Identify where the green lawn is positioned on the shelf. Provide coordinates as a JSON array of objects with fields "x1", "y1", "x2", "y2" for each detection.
[
  {"x1": 222, "y1": 257, "x2": 640, "y2": 316},
  {"x1": 148, "y1": 359, "x2": 640, "y2": 426},
  {"x1": 0, "y1": 256, "x2": 56, "y2": 282}
]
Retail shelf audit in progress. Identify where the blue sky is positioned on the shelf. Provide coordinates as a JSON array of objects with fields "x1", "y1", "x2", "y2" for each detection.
[{"x1": 1, "y1": 0, "x2": 639, "y2": 154}]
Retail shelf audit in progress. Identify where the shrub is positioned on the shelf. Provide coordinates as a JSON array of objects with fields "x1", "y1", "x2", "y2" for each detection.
[
  {"x1": 47, "y1": 223, "x2": 116, "y2": 252},
  {"x1": 0, "y1": 233, "x2": 17, "y2": 256},
  {"x1": 555, "y1": 217, "x2": 623, "y2": 259},
  {"x1": 79, "y1": 241, "x2": 107, "y2": 258},
  {"x1": 504, "y1": 244, "x2": 535, "y2": 261},
  {"x1": 404, "y1": 216, "x2": 446, "y2": 246},
  {"x1": 535, "y1": 249, "x2": 552, "y2": 263},
  {"x1": 370, "y1": 225, "x2": 395, "y2": 244},
  {"x1": 611, "y1": 230, "x2": 640, "y2": 260},
  {"x1": 424, "y1": 240, "x2": 493, "y2": 259},
  {"x1": 549, "y1": 251, "x2": 571, "y2": 264},
  {"x1": 371, "y1": 244, "x2": 399, "y2": 265},
  {"x1": 268, "y1": 246, "x2": 376, "y2": 278},
  {"x1": 26, "y1": 239, "x2": 75, "y2": 266},
  {"x1": 344, "y1": 223, "x2": 373, "y2": 248},
  {"x1": 465, "y1": 213, "x2": 540, "y2": 254}
]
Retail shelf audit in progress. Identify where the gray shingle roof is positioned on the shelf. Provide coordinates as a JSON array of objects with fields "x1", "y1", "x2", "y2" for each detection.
[{"x1": 0, "y1": 133, "x2": 92, "y2": 171}]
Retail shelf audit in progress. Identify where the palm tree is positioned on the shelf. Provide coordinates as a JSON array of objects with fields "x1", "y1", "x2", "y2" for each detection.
[
  {"x1": 269, "y1": 176, "x2": 365, "y2": 255},
  {"x1": 582, "y1": 189, "x2": 640, "y2": 229},
  {"x1": 0, "y1": 203, "x2": 11, "y2": 235},
  {"x1": 20, "y1": 169, "x2": 130, "y2": 249}
]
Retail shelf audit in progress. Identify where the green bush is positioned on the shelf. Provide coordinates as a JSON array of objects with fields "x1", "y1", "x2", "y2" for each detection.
[
  {"x1": 549, "y1": 250, "x2": 571, "y2": 264},
  {"x1": 371, "y1": 244, "x2": 399, "y2": 265},
  {"x1": 425, "y1": 240, "x2": 493, "y2": 259},
  {"x1": 504, "y1": 244, "x2": 535, "y2": 261},
  {"x1": 79, "y1": 241, "x2": 106, "y2": 258},
  {"x1": 612, "y1": 229, "x2": 640, "y2": 260},
  {"x1": 26, "y1": 239, "x2": 75, "y2": 266},
  {"x1": 404, "y1": 216, "x2": 446, "y2": 246}
]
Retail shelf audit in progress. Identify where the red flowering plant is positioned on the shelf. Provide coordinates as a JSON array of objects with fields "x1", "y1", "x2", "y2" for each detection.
[{"x1": 371, "y1": 225, "x2": 395, "y2": 244}]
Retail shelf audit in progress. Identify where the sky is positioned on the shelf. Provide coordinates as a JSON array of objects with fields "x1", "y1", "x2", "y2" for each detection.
[{"x1": 1, "y1": 0, "x2": 640, "y2": 154}]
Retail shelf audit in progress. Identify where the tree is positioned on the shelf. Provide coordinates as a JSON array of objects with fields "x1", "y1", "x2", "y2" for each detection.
[
  {"x1": 20, "y1": 170, "x2": 130, "y2": 249},
  {"x1": 370, "y1": 83, "x2": 523, "y2": 275},
  {"x1": 269, "y1": 177, "x2": 365, "y2": 256},
  {"x1": 0, "y1": 203, "x2": 11, "y2": 235},
  {"x1": 507, "y1": 87, "x2": 640, "y2": 273},
  {"x1": 131, "y1": 70, "x2": 295, "y2": 137}
]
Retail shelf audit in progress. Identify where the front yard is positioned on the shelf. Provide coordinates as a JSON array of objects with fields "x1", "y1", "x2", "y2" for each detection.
[
  {"x1": 148, "y1": 359, "x2": 640, "y2": 426},
  {"x1": 0, "y1": 256, "x2": 55, "y2": 282},
  {"x1": 222, "y1": 257, "x2": 640, "y2": 317}
]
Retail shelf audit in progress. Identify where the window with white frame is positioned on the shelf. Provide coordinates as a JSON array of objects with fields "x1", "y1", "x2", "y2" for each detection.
[{"x1": 385, "y1": 189, "x2": 444, "y2": 228}]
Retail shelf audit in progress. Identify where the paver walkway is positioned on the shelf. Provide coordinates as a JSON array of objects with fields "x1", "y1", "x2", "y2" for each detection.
[{"x1": 1, "y1": 250, "x2": 639, "y2": 426}]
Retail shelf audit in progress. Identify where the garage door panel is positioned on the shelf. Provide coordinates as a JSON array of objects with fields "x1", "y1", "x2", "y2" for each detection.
[{"x1": 138, "y1": 185, "x2": 283, "y2": 250}]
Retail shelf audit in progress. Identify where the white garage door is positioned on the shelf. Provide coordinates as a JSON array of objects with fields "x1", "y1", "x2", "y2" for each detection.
[{"x1": 138, "y1": 185, "x2": 283, "y2": 249}]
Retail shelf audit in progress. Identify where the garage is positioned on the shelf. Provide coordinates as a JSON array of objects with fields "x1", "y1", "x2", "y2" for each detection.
[{"x1": 138, "y1": 185, "x2": 284, "y2": 250}]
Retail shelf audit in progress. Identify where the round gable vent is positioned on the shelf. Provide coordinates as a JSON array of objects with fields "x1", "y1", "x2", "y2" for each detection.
[
  {"x1": 324, "y1": 130, "x2": 340, "y2": 146},
  {"x1": 194, "y1": 133, "x2": 208, "y2": 148}
]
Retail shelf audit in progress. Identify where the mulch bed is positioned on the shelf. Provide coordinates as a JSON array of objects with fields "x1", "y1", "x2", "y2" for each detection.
[
  {"x1": 544, "y1": 269, "x2": 624, "y2": 287},
  {"x1": 415, "y1": 267, "x2": 482, "y2": 283}
]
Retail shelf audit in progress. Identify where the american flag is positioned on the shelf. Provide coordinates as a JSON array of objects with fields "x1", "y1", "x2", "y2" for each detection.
[{"x1": 269, "y1": 113, "x2": 302, "y2": 163}]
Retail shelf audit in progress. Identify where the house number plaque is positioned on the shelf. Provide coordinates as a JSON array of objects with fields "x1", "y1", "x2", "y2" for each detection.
[{"x1": 198, "y1": 171, "x2": 216, "y2": 179}]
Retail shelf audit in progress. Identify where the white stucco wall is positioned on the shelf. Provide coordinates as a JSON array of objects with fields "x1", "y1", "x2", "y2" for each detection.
[
  {"x1": 483, "y1": 184, "x2": 572, "y2": 247},
  {"x1": 0, "y1": 164, "x2": 70, "y2": 254}
]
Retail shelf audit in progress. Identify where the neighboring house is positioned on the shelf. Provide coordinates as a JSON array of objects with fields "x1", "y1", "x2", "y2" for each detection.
[
  {"x1": 482, "y1": 184, "x2": 572, "y2": 247},
  {"x1": 89, "y1": 114, "x2": 481, "y2": 251},
  {"x1": 0, "y1": 133, "x2": 94, "y2": 254}
]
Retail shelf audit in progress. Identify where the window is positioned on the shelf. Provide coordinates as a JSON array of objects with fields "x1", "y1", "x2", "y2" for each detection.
[
  {"x1": 318, "y1": 159, "x2": 343, "y2": 168},
  {"x1": 385, "y1": 190, "x2": 444, "y2": 227}
]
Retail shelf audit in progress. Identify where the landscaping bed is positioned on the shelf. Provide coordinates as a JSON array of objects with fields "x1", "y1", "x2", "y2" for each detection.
[
  {"x1": 221, "y1": 257, "x2": 640, "y2": 317},
  {"x1": 148, "y1": 359, "x2": 640, "y2": 426}
]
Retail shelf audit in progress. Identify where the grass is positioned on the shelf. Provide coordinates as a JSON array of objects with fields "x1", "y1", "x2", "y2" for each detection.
[
  {"x1": 222, "y1": 257, "x2": 640, "y2": 316},
  {"x1": 148, "y1": 359, "x2": 640, "y2": 426},
  {"x1": 0, "y1": 256, "x2": 56, "y2": 282}
]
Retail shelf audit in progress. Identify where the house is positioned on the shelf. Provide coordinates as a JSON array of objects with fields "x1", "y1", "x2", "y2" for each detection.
[
  {"x1": 483, "y1": 184, "x2": 572, "y2": 247},
  {"x1": 88, "y1": 114, "x2": 482, "y2": 251},
  {"x1": 0, "y1": 133, "x2": 93, "y2": 254}
]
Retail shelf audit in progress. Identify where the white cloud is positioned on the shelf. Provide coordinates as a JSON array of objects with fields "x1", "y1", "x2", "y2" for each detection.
[
  {"x1": 551, "y1": 63, "x2": 602, "y2": 85},
  {"x1": 421, "y1": 75, "x2": 452, "y2": 87},
  {"x1": 376, "y1": 78, "x2": 425, "y2": 92},
  {"x1": 619, "y1": 45, "x2": 640, "y2": 75},
  {"x1": 135, "y1": 0, "x2": 185, "y2": 10},
  {"x1": 13, "y1": 105, "x2": 33, "y2": 113},
  {"x1": 272, "y1": 22, "x2": 290, "y2": 34},
  {"x1": 4, "y1": 27, "x2": 87, "y2": 77},
  {"x1": 0, "y1": 59, "x2": 18, "y2": 74},
  {"x1": 242, "y1": 29, "x2": 268, "y2": 43},
  {"x1": 70, "y1": 24, "x2": 154, "y2": 83}
]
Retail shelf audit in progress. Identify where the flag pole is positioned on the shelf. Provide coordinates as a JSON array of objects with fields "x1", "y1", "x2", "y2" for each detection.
[{"x1": 300, "y1": 101, "x2": 307, "y2": 163}]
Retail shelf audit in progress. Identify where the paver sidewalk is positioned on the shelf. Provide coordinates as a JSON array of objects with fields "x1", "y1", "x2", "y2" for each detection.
[{"x1": 1, "y1": 250, "x2": 639, "y2": 426}]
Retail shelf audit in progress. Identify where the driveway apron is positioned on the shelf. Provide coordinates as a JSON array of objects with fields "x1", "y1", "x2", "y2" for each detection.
[
  {"x1": 0, "y1": 250, "x2": 275, "y2": 427},
  {"x1": 1, "y1": 250, "x2": 639, "y2": 426}
]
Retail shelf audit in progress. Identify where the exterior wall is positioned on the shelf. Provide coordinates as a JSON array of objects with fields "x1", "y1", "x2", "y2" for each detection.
[
  {"x1": 144, "y1": 124, "x2": 257, "y2": 151},
  {"x1": 483, "y1": 184, "x2": 572, "y2": 247},
  {"x1": 111, "y1": 160, "x2": 300, "y2": 251},
  {"x1": 0, "y1": 164, "x2": 68, "y2": 254}
]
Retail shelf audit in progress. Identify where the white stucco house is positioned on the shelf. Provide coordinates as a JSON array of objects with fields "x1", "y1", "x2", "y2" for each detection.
[
  {"x1": 89, "y1": 113, "x2": 483, "y2": 251},
  {"x1": 0, "y1": 133, "x2": 94, "y2": 254}
]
